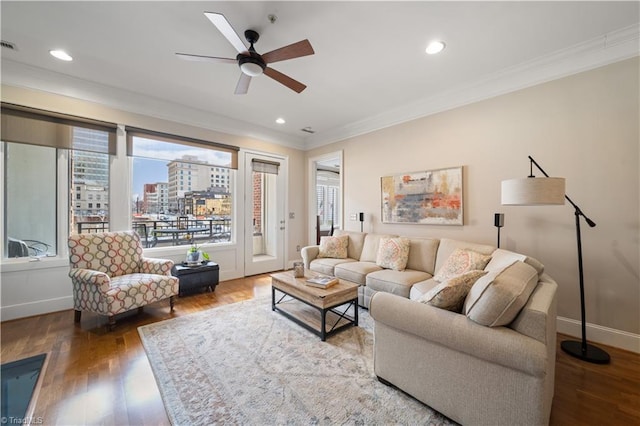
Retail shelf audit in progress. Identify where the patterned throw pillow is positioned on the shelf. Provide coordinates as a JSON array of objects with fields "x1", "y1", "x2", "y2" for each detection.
[
  {"x1": 433, "y1": 248, "x2": 492, "y2": 282},
  {"x1": 376, "y1": 237, "x2": 411, "y2": 271},
  {"x1": 317, "y1": 235, "x2": 349, "y2": 259},
  {"x1": 420, "y1": 270, "x2": 488, "y2": 312}
]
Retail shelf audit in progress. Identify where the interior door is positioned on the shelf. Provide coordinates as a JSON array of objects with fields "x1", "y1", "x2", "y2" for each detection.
[{"x1": 244, "y1": 152, "x2": 286, "y2": 276}]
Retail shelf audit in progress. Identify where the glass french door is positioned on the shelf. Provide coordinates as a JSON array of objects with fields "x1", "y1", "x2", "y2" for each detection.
[{"x1": 244, "y1": 152, "x2": 286, "y2": 276}]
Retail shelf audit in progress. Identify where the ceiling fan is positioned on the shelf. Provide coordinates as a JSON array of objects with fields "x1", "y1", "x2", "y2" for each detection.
[{"x1": 176, "y1": 12, "x2": 315, "y2": 95}]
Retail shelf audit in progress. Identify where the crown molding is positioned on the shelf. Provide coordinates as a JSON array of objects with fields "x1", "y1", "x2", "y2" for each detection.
[
  {"x1": 0, "y1": 60, "x2": 305, "y2": 149},
  {"x1": 2, "y1": 24, "x2": 638, "y2": 152},
  {"x1": 304, "y1": 23, "x2": 640, "y2": 150}
]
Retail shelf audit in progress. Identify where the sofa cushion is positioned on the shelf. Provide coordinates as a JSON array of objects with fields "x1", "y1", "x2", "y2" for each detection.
[
  {"x1": 360, "y1": 234, "x2": 397, "y2": 262},
  {"x1": 419, "y1": 270, "x2": 487, "y2": 312},
  {"x1": 335, "y1": 261, "x2": 383, "y2": 285},
  {"x1": 465, "y1": 261, "x2": 539, "y2": 327},
  {"x1": 406, "y1": 238, "x2": 440, "y2": 275},
  {"x1": 486, "y1": 248, "x2": 545, "y2": 276},
  {"x1": 376, "y1": 237, "x2": 410, "y2": 271},
  {"x1": 366, "y1": 269, "x2": 432, "y2": 299},
  {"x1": 333, "y1": 230, "x2": 367, "y2": 261},
  {"x1": 433, "y1": 248, "x2": 492, "y2": 282},
  {"x1": 409, "y1": 278, "x2": 440, "y2": 300},
  {"x1": 434, "y1": 238, "x2": 495, "y2": 274},
  {"x1": 318, "y1": 235, "x2": 349, "y2": 258},
  {"x1": 309, "y1": 258, "x2": 356, "y2": 276}
]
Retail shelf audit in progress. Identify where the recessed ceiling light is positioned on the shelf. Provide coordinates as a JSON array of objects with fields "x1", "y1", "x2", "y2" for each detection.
[
  {"x1": 49, "y1": 49, "x2": 73, "y2": 61},
  {"x1": 425, "y1": 41, "x2": 445, "y2": 55},
  {"x1": 275, "y1": 118, "x2": 286, "y2": 124}
]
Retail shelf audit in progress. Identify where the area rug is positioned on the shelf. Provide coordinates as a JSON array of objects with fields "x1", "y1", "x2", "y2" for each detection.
[{"x1": 138, "y1": 297, "x2": 455, "y2": 425}]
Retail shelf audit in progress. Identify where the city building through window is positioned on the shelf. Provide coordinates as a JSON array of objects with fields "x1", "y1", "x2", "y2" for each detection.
[{"x1": 127, "y1": 130, "x2": 237, "y2": 248}]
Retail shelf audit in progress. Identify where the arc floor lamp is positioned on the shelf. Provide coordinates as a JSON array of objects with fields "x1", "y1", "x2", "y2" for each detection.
[{"x1": 501, "y1": 155, "x2": 610, "y2": 364}]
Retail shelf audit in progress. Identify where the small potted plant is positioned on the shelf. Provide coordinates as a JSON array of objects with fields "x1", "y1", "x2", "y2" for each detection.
[{"x1": 185, "y1": 234, "x2": 210, "y2": 265}]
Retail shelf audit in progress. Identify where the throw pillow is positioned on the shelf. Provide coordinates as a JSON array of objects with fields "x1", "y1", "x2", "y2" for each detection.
[
  {"x1": 317, "y1": 235, "x2": 349, "y2": 259},
  {"x1": 433, "y1": 248, "x2": 492, "y2": 282},
  {"x1": 419, "y1": 270, "x2": 488, "y2": 312},
  {"x1": 465, "y1": 261, "x2": 538, "y2": 327},
  {"x1": 375, "y1": 237, "x2": 411, "y2": 271}
]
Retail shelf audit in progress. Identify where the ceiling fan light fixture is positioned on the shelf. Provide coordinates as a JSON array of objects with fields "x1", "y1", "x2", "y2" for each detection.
[
  {"x1": 238, "y1": 55, "x2": 265, "y2": 77},
  {"x1": 425, "y1": 40, "x2": 446, "y2": 55}
]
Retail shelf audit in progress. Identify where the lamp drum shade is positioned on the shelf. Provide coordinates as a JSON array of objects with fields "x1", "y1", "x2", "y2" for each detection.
[{"x1": 501, "y1": 177, "x2": 565, "y2": 205}]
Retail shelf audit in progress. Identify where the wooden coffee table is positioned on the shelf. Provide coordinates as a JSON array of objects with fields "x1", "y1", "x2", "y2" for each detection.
[{"x1": 270, "y1": 271, "x2": 359, "y2": 341}]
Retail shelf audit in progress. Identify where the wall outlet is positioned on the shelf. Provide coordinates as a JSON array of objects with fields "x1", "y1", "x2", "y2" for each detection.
[
  {"x1": 296, "y1": 245, "x2": 301, "y2": 252},
  {"x1": 289, "y1": 212, "x2": 295, "y2": 219},
  {"x1": 350, "y1": 213, "x2": 357, "y2": 221}
]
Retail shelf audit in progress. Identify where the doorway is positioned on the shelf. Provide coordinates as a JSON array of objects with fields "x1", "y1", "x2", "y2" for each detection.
[
  {"x1": 244, "y1": 152, "x2": 286, "y2": 276},
  {"x1": 308, "y1": 151, "x2": 343, "y2": 245}
]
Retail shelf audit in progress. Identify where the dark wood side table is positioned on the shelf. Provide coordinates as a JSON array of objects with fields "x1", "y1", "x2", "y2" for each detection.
[{"x1": 171, "y1": 261, "x2": 219, "y2": 295}]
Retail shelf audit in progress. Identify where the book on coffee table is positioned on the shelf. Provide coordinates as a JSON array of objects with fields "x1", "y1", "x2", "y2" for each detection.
[{"x1": 305, "y1": 275, "x2": 339, "y2": 289}]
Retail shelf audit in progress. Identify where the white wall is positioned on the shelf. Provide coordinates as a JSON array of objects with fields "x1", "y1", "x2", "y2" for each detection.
[
  {"x1": 308, "y1": 58, "x2": 640, "y2": 351},
  {"x1": 0, "y1": 85, "x2": 307, "y2": 321}
]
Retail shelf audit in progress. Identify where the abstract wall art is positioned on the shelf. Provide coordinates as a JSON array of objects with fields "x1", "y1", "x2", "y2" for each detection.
[{"x1": 381, "y1": 166, "x2": 463, "y2": 225}]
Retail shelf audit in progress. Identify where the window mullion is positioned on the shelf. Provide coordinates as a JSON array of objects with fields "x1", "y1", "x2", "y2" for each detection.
[{"x1": 57, "y1": 149, "x2": 70, "y2": 258}]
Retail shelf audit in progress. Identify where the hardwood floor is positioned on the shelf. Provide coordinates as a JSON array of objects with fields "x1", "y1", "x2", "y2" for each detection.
[{"x1": 2, "y1": 274, "x2": 638, "y2": 425}]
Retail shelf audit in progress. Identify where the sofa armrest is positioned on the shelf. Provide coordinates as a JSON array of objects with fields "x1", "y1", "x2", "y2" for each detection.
[
  {"x1": 301, "y1": 245, "x2": 320, "y2": 269},
  {"x1": 510, "y1": 275, "x2": 558, "y2": 345},
  {"x1": 141, "y1": 257, "x2": 174, "y2": 275},
  {"x1": 68, "y1": 268, "x2": 111, "y2": 293},
  {"x1": 369, "y1": 292, "x2": 547, "y2": 376}
]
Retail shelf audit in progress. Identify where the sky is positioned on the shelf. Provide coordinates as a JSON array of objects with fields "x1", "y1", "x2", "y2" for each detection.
[
  {"x1": 132, "y1": 158, "x2": 168, "y2": 200},
  {"x1": 130, "y1": 136, "x2": 232, "y2": 199}
]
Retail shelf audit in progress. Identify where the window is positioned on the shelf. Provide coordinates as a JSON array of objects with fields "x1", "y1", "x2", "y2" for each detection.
[
  {"x1": 70, "y1": 128, "x2": 110, "y2": 234},
  {"x1": 3, "y1": 143, "x2": 57, "y2": 258},
  {"x1": 127, "y1": 127, "x2": 237, "y2": 247},
  {"x1": 316, "y1": 170, "x2": 340, "y2": 230},
  {"x1": 2, "y1": 103, "x2": 116, "y2": 258}
]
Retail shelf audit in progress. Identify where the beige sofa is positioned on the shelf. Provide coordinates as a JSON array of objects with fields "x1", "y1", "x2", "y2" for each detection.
[{"x1": 301, "y1": 230, "x2": 558, "y2": 425}]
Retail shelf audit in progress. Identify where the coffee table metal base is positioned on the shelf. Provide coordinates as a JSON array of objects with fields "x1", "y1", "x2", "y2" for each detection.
[{"x1": 272, "y1": 287, "x2": 358, "y2": 341}]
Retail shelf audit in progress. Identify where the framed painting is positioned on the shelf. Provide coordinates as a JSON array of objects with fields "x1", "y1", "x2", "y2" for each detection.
[{"x1": 381, "y1": 166, "x2": 463, "y2": 225}]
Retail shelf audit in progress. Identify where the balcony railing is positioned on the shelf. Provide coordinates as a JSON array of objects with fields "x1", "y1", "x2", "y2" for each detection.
[{"x1": 75, "y1": 218, "x2": 231, "y2": 248}]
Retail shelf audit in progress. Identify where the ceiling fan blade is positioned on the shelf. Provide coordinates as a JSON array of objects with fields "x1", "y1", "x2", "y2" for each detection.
[
  {"x1": 262, "y1": 39, "x2": 315, "y2": 64},
  {"x1": 204, "y1": 12, "x2": 247, "y2": 53},
  {"x1": 235, "y1": 73, "x2": 251, "y2": 95},
  {"x1": 175, "y1": 53, "x2": 237, "y2": 64},
  {"x1": 263, "y1": 67, "x2": 307, "y2": 93}
]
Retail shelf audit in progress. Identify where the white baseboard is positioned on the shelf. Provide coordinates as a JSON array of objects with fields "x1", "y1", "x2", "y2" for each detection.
[
  {"x1": 557, "y1": 316, "x2": 640, "y2": 354},
  {"x1": 0, "y1": 296, "x2": 73, "y2": 322}
]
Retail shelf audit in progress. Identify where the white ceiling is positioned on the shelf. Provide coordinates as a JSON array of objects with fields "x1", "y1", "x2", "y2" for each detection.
[{"x1": 1, "y1": 1, "x2": 638, "y2": 150}]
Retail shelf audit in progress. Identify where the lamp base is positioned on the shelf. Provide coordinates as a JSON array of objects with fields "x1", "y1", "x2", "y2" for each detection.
[{"x1": 561, "y1": 340, "x2": 610, "y2": 364}]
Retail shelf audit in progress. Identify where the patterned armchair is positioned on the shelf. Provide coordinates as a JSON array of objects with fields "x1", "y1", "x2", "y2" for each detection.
[{"x1": 68, "y1": 231, "x2": 179, "y2": 330}]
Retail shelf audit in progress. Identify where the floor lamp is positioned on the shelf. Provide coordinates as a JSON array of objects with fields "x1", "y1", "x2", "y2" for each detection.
[{"x1": 501, "y1": 155, "x2": 610, "y2": 364}]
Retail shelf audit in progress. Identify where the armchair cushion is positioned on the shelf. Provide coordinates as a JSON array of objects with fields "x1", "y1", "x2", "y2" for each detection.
[
  {"x1": 108, "y1": 273, "x2": 178, "y2": 315},
  {"x1": 68, "y1": 231, "x2": 144, "y2": 277}
]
